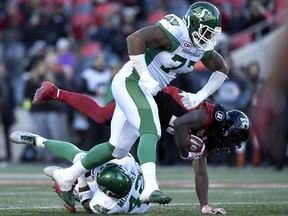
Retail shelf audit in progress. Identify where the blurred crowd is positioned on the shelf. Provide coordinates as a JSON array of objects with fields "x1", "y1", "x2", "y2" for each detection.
[{"x1": 0, "y1": 0, "x2": 287, "y2": 168}]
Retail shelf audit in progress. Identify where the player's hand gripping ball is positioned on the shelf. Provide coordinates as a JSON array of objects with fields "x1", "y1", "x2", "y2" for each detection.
[{"x1": 187, "y1": 134, "x2": 205, "y2": 153}]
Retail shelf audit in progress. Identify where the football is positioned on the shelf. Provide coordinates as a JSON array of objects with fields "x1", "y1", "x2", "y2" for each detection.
[{"x1": 187, "y1": 134, "x2": 205, "y2": 153}]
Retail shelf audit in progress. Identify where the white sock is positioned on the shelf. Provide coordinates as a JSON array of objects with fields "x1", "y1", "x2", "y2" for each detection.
[
  {"x1": 52, "y1": 156, "x2": 89, "y2": 191},
  {"x1": 141, "y1": 162, "x2": 159, "y2": 192},
  {"x1": 35, "y1": 137, "x2": 47, "y2": 148},
  {"x1": 73, "y1": 152, "x2": 87, "y2": 164},
  {"x1": 65, "y1": 160, "x2": 89, "y2": 181}
]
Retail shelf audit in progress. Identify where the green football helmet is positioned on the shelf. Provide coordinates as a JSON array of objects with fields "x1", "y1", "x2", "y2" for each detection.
[
  {"x1": 183, "y1": 1, "x2": 222, "y2": 50},
  {"x1": 96, "y1": 163, "x2": 132, "y2": 199}
]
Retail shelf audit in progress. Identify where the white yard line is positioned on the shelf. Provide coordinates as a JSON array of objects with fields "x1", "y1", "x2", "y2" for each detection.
[{"x1": 1, "y1": 178, "x2": 288, "y2": 189}]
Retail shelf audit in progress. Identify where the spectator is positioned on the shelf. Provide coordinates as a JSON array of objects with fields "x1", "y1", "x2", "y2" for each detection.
[
  {"x1": 45, "y1": 3, "x2": 69, "y2": 45},
  {"x1": 212, "y1": 55, "x2": 253, "y2": 112},
  {"x1": 55, "y1": 37, "x2": 76, "y2": 71},
  {"x1": 246, "y1": 0, "x2": 272, "y2": 38},
  {"x1": 0, "y1": 61, "x2": 15, "y2": 161},
  {"x1": 243, "y1": 60, "x2": 263, "y2": 167},
  {"x1": 109, "y1": 6, "x2": 138, "y2": 60},
  {"x1": 77, "y1": 53, "x2": 111, "y2": 150},
  {"x1": 227, "y1": 6, "x2": 248, "y2": 34},
  {"x1": 22, "y1": 57, "x2": 69, "y2": 162}
]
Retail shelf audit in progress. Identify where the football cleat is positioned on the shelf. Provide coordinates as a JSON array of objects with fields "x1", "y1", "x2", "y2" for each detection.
[
  {"x1": 44, "y1": 166, "x2": 63, "y2": 179},
  {"x1": 52, "y1": 181, "x2": 76, "y2": 213},
  {"x1": 9, "y1": 131, "x2": 40, "y2": 146},
  {"x1": 32, "y1": 81, "x2": 59, "y2": 105},
  {"x1": 52, "y1": 168, "x2": 76, "y2": 207},
  {"x1": 140, "y1": 190, "x2": 172, "y2": 205},
  {"x1": 61, "y1": 191, "x2": 76, "y2": 209}
]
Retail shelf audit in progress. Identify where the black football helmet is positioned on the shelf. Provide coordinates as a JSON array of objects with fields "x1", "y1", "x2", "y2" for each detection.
[
  {"x1": 96, "y1": 163, "x2": 132, "y2": 198},
  {"x1": 216, "y1": 109, "x2": 251, "y2": 153}
]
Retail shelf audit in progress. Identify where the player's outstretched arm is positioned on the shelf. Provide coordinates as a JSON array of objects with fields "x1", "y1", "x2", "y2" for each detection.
[
  {"x1": 181, "y1": 51, "x2": 229, "y2": 110},
  {"x1": 193, "y1": 156, "x2": 226, "y2": 214},
  {"x1": 193, "y1": 157, "x2": 209, "y2": 208}
]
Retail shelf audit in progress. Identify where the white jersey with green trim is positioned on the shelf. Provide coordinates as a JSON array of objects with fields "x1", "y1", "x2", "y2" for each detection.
[
  {"x1": 144, "y1": 14, "x2": 212, "y2": 89},
  {"x1": 87, "y1": 156, "x2": 150, "y2": 214}
]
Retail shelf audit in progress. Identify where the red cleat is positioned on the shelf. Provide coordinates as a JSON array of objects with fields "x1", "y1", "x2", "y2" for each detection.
[
  {"x1": 32, "y1": 81, "x2": 59, "y2": 105},
  {"x1": 52, "y1": 181, "x2": 76, "y2": 213}
]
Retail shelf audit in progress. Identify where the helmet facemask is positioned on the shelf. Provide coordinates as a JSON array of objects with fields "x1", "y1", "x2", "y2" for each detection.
[{"x1": 191, "y1": 24, "x2": 221, "y2": 51}]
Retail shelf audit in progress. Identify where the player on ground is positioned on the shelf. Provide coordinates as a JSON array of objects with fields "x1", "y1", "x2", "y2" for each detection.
[
  {"x1": 10, "y1": 132, "x2": 150, "y2": 214},
  {"x1": 28, "y1": 1, "x2": 229, "y2": 207},
  {"x1": 30, "y1": 79, "x2": 250, "y2": 214}
]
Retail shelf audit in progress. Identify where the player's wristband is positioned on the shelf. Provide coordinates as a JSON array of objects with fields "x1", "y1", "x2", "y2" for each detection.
[
  {"x1": 77, "y1": 175, "x2": 88, "y2": 188},
  {"x1": 79, "y1": 190, "x2": 93, "y2": 204},
  {"x1": 129, "y1": 54, "x2": 150, "y2": 76},
  {"x1": 198, "y1": 71, "x2": 228, "y2": 99}
]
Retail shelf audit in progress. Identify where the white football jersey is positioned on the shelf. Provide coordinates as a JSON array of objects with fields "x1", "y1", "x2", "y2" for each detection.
[
  {"x1": 144, "y1": 14, "x2": 212, "y2": 89},
  {"x1": 80, "y1": 156, "x2": 150, "y2": 214}
]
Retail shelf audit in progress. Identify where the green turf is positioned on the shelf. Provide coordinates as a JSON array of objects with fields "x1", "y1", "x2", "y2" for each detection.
[{"x1": 0, "y1": 163, "x2": 287, "y2": 216}]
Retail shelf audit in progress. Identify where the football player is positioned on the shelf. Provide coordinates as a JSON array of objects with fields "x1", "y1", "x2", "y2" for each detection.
[
  {"x1": 28, "y1": 79, "x2": 250, "y2": 214},
  {"x1": 27, "y1": 1, "x2": 229, "y2": 207},
  {"x1": 10, "y1": 131, "x2": 150, "y2": 214}
]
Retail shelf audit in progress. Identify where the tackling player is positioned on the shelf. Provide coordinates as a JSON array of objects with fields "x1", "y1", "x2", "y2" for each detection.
[
  {"x1": 41, "y1": 1, "x2": 229, "y2": 206},
  {"x1": 10, "y1": 131, "x2": 150, "y2": 214},
  {"x1": 28, "y1": 80, "x2": 250, "y2": 214}
]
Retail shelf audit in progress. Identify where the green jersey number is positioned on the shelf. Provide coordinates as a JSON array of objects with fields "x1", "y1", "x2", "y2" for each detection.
[
  {"x1": 164, "y1": 15, "x2": 180, "y2": 26},
  {"x1": 160, "y1": 54, "x2": 195, "y2": 74},
  {"x1": 128, "y1": 174, "x2": 145, "y2": 212}
]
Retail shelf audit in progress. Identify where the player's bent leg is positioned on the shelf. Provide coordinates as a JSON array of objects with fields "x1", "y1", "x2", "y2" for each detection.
[
  {"x1": 33, "y1": 81, "x2": 114, "y2": 125},
  {"x1": 32, "y1": 81, "x2": 59, "y2": 105},
  {"x1": 81, "y1": 142, "x2": 115, "y2": 169},
  {"x1": 52, "y1": 142, "x2": 115, "y2": 208},
  {"x1": 44, "y1": 139, "x2": 84, "y2": 162},
  {"x1": 10, "y1": 131, "x2": 84, "y2": 163}
]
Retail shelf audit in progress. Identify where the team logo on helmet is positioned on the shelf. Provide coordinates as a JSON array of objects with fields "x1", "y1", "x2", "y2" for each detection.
[
  {"x1": 239, "y1": 116, "x2": 250, "y2": 128},
  {"x1": 192, "y1": 6, "x2": 214, "y2": 21},
  {"x1": 215, "y1": 111, "x2": 225, "y2": 121}
]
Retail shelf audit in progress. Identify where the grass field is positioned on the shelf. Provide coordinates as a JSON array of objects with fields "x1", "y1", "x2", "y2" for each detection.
[{"x1": 0, "y1": 163, "x2": 287, "y2": 216}]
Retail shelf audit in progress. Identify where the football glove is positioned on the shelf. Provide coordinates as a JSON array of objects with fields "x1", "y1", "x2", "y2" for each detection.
[
  {"x1": 180, "y1": 151, "x2": 204, "y2": 161},
  {"x1": 179, "y1": 91, "x2": 207, "y2": 110},
  {"x1": 140, "y1": 72, "x2": 160, "y2": 96},
  {"x1": 130, "y1": 54, "x2": 161, "y2": 96},
  {"x1": 202, "y1": 205, "x2": 226, "y2": 214}
]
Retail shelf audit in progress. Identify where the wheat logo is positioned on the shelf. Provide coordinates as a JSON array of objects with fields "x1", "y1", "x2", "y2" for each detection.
[{"x1": 192, "y1": 6, "x2": 213, "y2": 21}]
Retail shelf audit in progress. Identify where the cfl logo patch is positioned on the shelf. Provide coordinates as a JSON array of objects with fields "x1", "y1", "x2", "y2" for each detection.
[
  {"x1": 215, "y1": 111, "x2": 225, "y2": 121},
  {"x1": 181, "y1": 41, "x2": 192, "y2": 50}
]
